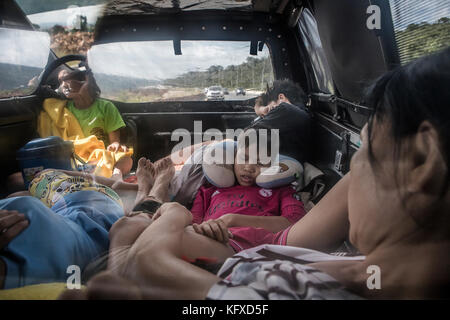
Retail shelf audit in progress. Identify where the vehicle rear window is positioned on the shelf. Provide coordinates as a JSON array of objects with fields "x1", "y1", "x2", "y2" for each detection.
[
  {"x1": 389, "y1": 0, "x2": 450, "y2": 64},
  {"x1": 87, "y1": 40, "x2": 274, "y2": 103}
]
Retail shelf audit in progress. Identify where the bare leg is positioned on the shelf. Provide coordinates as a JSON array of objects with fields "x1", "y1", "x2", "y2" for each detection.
[
  {"x1": 123, "y1": 203, "x2": 232, "y2": 299},
  {"x1": 112, "y1": 185, "x2": 138, "y2": 216},
  {"x1": 95, "y1": 151, "x2": 230, "y2": 299},
  {"x1": 111, "y1": 155, "x2": 133, "y2": 181},
  {"x1": 108, "y1": 157, "x2": 174, "y2": 272},
  {"x1": 134, "y1": 157, "x2": 155, "y2": 207},
  {"x1": 107, "y1": 213, "x2": 153, "y2": 274},
  {"x1": 75, "y1": 203, "x2": 231, "y2": 300},
  {"x1": 108, "y1": 157, "x2": 174, "y2": 271}
]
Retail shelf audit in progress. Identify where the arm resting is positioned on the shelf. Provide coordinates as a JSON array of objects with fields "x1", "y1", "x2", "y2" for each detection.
[{"x1": 286, "y1": 173, "x2": 351, "y2": 252}]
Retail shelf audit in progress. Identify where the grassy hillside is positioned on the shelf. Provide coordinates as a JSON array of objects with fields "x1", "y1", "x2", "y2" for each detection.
[
  {"x1": 0, "y1": 61, "x2": 159, "y2": 99},
  {"x1": 95, "y1": 73, "x2": 159, "y2": 95},
  {"x1": 0, "y1": 63, "x2": 41, "y2": 90}
]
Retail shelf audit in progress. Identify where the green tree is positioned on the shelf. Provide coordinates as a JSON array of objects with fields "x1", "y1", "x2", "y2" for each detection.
[
  {"x1": 163, "y1": 56, "x2": 274, "y2": 90},
  {"x1": 396, "y1": 19, "x2": 450, "y2": 64}
]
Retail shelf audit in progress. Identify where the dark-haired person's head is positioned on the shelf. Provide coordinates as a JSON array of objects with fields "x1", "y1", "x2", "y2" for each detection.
[
  {"x1": 348, "y1": 48, "x2": 450, "y2": 296},
  {"x1": 60, "y1": 63, "x2": 101, "y2": 100},
  {"x1": 255, "y1": 79, "x2": 306, "y2": 117},
  {"x1": 365, "y1": 48, "x2": 450, "y2": 175},
  {"x1": 261, "y1": 79, "x2": 306, "y2": 106}
]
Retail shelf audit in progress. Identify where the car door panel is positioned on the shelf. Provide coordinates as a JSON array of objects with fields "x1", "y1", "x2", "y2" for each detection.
[{"x1": 0, "y1": 96, "x2": 41, "y2": 195}]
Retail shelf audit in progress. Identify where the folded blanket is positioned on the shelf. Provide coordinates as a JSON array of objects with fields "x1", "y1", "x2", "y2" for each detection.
[
  {"x1": 37, "y1": 98, "x2": 84, "y2": 140},
  {"x1": 73, "y1": 135, "x2": 132, "y2": 178},
  {"x1": 37, "y1": 98, "x2": 133, "y2": 178}
]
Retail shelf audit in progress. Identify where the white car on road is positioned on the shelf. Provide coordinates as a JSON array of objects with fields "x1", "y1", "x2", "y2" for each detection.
[{"x1": 206, "y1": 86, "x2": 225, "y2": 101}]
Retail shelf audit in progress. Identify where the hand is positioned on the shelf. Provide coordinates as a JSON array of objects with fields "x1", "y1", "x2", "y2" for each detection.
[
  {"x1": 255, "y1": 104, "x2": 276, "y2": 117},
  {"x1": 254, "y1": 104, "x2": 268, "y2": 117},
  {"x1": 218, "y1": 213, "x2": 236, "y2": 227},
  {"x1": 107, "y1": 142, "x2": 128, "y2": 153},
  {"x1": 150, "y1": 205, "x2": 164, "y2": 221},
  {"x1": 0, "y1": 210, "x2": 29, "y2": 250},
  {"x1": 192, "y1": 219, "x2": 233, "y2": 244},
  {"x1": 152, "y1": 202, "x2": 188, "y2": 221},
  {"x1": 261, "y1": 105, "x2": 272, "y2": 116},
  {"x1": 265, "y1": 101, "x2": 278, "y2": 114}
]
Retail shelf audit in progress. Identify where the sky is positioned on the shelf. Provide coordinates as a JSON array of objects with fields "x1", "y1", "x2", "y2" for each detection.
[
  {"x1": 27, "y1": 5, "x2": 104, "y2": 29},
  {"x1": 0, "y1": 28, "x2": 50, "y2": 68},
  {"x1": 88, "y1": 41, "x2": 270, "y2": 80}
]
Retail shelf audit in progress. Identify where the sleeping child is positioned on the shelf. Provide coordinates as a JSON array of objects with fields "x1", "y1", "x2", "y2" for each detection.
[{"x1": 189, "y1": 130, "x2": 307, "y2": 253}]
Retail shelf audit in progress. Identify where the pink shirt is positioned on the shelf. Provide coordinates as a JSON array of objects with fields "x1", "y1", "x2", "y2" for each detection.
[{"x1": 190, "y1": 184, "x2": 306, "y2": 252}]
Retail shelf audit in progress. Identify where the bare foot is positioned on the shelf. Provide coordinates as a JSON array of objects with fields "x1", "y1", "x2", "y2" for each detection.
[
  {"x1": 154, "y1": 157, "x2": 175, "y2": 186},
  {"x1": 148, "y1": 157, "x2": 175, "y2": 203},
  {"x1": 137, "y1": 157, "x2": 155, "y2": 192},
  {"x1": 134, "y1": 157, "x2": 155, "y2": 206}
]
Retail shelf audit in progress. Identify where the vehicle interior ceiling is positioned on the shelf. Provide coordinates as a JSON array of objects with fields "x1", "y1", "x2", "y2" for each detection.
[{"x1": 0, "y1": 0, "x2": 399, "y2": 199}]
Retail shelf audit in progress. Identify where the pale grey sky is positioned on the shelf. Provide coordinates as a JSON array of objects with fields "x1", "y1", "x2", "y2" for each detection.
[
  {"x1": 88, "y1": 41, "x2": 270, "y2": 80},
  {"x1": 0, "y1": 28, "x2": 50, "y2": 68},
  {"x1": 28, "y1": 5, "x2": 104, "y2": 29}
]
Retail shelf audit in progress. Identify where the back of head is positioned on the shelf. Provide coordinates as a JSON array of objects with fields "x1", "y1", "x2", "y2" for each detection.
[
  {"x1": 260, "y1": 79, "x2": 307, "y2": 106},
  {"x1": 365, "y1": 48, "x2": 450, "y2": 241},
  {"x1": 366, "y1": 47, "x2": 450, "y2": 179}
]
